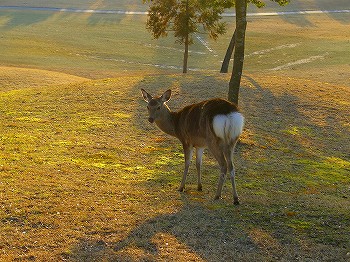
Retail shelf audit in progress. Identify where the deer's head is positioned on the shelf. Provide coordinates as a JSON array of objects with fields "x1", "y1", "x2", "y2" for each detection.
[{"x1": 141, "y1": 89, "x2": 171, "y2": 123}]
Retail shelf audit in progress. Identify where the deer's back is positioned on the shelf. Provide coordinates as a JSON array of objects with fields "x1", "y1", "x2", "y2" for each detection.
[{"x1": 173, "y1": 98, "x2": 239, "y2": 145}]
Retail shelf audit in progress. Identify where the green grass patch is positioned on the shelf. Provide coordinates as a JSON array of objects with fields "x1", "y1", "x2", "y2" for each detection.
[{"x1": 298, "y1": 157, "x2": 350, "y2": 183}]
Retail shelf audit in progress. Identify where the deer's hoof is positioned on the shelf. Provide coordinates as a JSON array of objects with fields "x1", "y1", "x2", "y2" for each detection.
[
  {"x1": 178, "y1": 187, "x2": 184, "y2": 192},
  {"x1": 233, "y1": 197, "x2": 240, "y2": 205},
  {"x1": 214, "y1": 195, "x2": 221, "y2": 200},
  {"x1": 197, "y1": 184, "x2": 202, "y2": 191}
]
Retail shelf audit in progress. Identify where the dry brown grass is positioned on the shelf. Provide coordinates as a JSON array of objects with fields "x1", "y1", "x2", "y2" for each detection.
[
  {"x1": 0, "y1": 69, "x2": 349, "y2": 261},
  {"x1": 0, "y1": 66, "x2": 89, "y2": 91}
]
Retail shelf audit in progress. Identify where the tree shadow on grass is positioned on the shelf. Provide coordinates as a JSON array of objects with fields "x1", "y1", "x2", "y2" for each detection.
[
  {"x1": 313, "y1": 1, "x2": 350, "y2": 24},
  {"x1": 86, "y1": 13, "x2": 127, "y2": 26},
  {"x1": 239, "y1": 74, "x2": 350, "y2": 207},
  {"x1": 241, "y1": 74, "x2": 349, "y2": 159},
  {"x1": 268, "y1": 0, "x2": 315, "y2": 27},
  {"x1": 0, "y1": 10, "x2": 54, "y2": 29}
]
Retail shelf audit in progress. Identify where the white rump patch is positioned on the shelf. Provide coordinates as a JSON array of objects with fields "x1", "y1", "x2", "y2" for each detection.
[{"x1": 213, "y1": 112, "x2": 244, "y2": 142}]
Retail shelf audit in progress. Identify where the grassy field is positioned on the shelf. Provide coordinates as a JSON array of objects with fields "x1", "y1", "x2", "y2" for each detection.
[
  {"x1": 1, "y1": 69, "x2": 350, "y2": 261},
  {"x1": 0, "y1": 0, "x2": 350, "y2": 261}
]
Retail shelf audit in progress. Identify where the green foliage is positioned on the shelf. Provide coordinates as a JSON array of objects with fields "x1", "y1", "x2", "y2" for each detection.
[
  {"x1": 143, "y1": 0, "x2": 228, "y2": 44},
  {"x1": 249, "y1": 0, "x2": 266, "y2": 8},
  {"x1": 223, "y1": 0, "x2": 290, "y2": 8},
  {"x1": 269, "y1": 0, "x2": 290, "y2": 6}
]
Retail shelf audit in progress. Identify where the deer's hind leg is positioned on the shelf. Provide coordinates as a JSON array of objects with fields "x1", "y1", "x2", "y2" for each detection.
[
  {"x1": 223, "y1": 144, "x2": 239, "y2": 205},
  {"x1": 215, "y1": 157, "x2": 227, "y2": 200},
  {"x1": 195, "y1": 147, "x2": 205, "y2": 191},
  {"x1": 209, "y1": 142, "x2": 227, "y2": 200}
]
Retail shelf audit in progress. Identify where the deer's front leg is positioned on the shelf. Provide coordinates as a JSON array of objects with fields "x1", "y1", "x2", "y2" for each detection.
[{"x1": 179, "y1": 144, "x2": 193, "y2": 192}]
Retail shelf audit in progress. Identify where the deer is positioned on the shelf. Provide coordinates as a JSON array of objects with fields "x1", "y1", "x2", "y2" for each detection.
[{"x1": 141, "y1": 89, "x2": 244, "y2": 205}]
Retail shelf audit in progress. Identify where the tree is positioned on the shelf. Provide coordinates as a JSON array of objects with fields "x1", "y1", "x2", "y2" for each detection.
[
  {"x1": 228, "y1": 0, "x2": 247, "y2": 104},
  {"x1": 226, "y1": 0, "x2": 290, "y2": 104},
  {"x1": 220, "y1": 28, "x2": 236, "y2": 73},
  {"x1": 143, "y1": 0, "x2": 228, "y2": 73},
  {"x1": 220, "y1": 1, "x2": 264, "y2": 73}
]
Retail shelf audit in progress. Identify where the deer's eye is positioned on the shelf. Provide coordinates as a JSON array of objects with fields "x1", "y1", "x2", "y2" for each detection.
[{"x1": 157, "y1": 106, "x2": 161, "y2": 110}]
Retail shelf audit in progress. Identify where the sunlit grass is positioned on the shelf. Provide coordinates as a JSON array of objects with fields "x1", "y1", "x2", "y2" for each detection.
[{"x1": 1, "y1": 69, "x2": 349, "y2": 260}]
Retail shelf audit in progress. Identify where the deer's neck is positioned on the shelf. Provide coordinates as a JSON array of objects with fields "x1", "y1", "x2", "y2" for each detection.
[{"x1": 155, "y1": 105, "x2": 177, "y2": 137}]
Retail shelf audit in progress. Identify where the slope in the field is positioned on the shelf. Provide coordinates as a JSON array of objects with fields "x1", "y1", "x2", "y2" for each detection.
[{"x1": 0, "y1": 66, "x2": 89, "y2": 91}]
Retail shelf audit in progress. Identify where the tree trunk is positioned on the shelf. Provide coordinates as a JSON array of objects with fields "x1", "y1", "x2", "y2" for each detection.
[
  {"x1": 220, "y1": 29, "x2": 236, "y2": 73},
  {"x1": 228, "y1": 0, "x2": 247, "y2": 104},
  {"x1": 182, "y1": 0, "x2": 189, "y2": 74},
  {"x1": 183, "y1": 35, "x2": 189, "y2": 73}
]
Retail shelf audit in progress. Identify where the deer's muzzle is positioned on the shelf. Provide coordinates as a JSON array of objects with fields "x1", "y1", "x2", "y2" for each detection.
[{"x1": 148, "y1": 117, "x2": 154, "y2": 123}]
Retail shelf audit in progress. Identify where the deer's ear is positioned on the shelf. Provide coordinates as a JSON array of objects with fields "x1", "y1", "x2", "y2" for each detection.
[
  {"x1": 141, "y1": 89, "x2": 152, "y2": 103},
  {"x1": 161, "y1": 89, "x2": 171, "y2": 102}
]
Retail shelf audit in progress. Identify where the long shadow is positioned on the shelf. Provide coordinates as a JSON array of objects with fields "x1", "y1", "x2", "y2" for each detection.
[
  {"x1": 314, "y1": 0, "x2": 350, "y2": 24},
  {"x1": 260, "y1": 0, "x2": 350, "y2": 27},
  {"x1": 279, "y1": 14, "x2": 315, "y2": 28},
  {"x1": 254, "y1": 0, "x2": 350, "y2": 27},
  {"x1": 113, "y1": 199, "x2": 255, "y2": 260},
  {"x1": 0, "y1": 10, "x2": 54, "y2": 29},
  {"x1": 0, "y1": 7, "x2": 128, "y2": 30},
  {"x1": 87, "y1": 13, "x2": 126, "y2": 26},
  {"x1": 324, "y1": 11, "x2": 350, "y2": 25},
  {"x1": 241, "y1": 74, "x2": 349, "y2": 158},
  {"x1": 278, "y1": 0, "x2": 315, "y2": 28},
  {"x1": 66, "y1": 198, "x2": 257, "y2": 261},
  {"x1": 65, "y1": 199, "x2": 350, "y2": 261}
]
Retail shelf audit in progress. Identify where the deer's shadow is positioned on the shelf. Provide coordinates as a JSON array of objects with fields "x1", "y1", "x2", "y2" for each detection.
[{"x1": 112, "y1": 198, "x2": 256, "y2": 260}]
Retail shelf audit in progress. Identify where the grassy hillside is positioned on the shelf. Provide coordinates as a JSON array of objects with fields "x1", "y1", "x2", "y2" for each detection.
[
  {"x1": 0, "y1": 70, "x2": 349, "y2": 261},
  {"x1": 0, "y1": 66, "x2": 88, "y2": 91},
  {"x1": 0, "y1": 7, "x2": 349, "y2": 84}
]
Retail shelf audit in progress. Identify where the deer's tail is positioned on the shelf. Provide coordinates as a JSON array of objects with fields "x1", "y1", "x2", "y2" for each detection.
[{"x1": 212, "y1": 112, "x2": 244, "y2": 143}]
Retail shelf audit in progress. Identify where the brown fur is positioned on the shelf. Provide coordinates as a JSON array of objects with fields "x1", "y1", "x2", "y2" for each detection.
[{"x1": 172, "y1": 99, "x2": 239, "y2": 146}]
